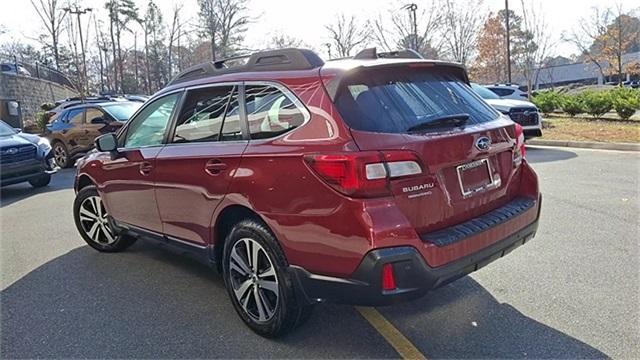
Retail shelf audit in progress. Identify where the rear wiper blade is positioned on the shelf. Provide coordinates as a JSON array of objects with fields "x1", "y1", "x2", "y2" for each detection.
[{"x1": 406, "y1": 113, "x2": 470, "y2": 132}]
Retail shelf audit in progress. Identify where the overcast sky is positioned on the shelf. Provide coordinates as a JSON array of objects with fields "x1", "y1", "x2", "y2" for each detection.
[{"x1": 0, "y1": 0, "x2": 637, "y2": 59}]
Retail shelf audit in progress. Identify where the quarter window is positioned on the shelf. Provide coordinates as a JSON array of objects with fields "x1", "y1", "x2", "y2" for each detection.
[
  {"x1": 123, "y1": 93, "x2": 179, "y2": 148},
  {"x1": 67, "y1": 109, "x2": 84, "y2": 125},
  {"x1": 86, "y1": 108, "x2": 106, "y2": 123},
  {"x1": 173, "y1": 86, "x2": 236, "y2": 143},
  {"x1": 244, "y1": 85, "x2": 306, "y2": 139}
]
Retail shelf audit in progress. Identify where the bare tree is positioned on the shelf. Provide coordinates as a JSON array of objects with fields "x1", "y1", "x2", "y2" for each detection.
[
  {"x1": 198, "y1": 0, "x2": 249, "y2": 61},
  {"x1": 562, "y1": 7, "x2": 612, "y2": 81},
  {"x1": 441, "y1": 0, "x2": 485, "y2": 65},
  {"x1": 514, "y1": 0, "x2": 554, "y2": 93},
  {"x1": 372, "y1": 1, "x2": 445, "y2": 58},
  {"x1": 268, "y1": 32, "x2": 304, "y2": 49},
  {"x1": 325, "y1": 14, "x2": 371, "y2": 58},
  {"x1": 105, "y1": 0, "x2": 138, "y2": 93},
  {"x1": 167, "y1": 4, "x2": 184, "y2": 79},
  {"x1": 30, "y1": 0, "x2": 67, "y2": 70}
]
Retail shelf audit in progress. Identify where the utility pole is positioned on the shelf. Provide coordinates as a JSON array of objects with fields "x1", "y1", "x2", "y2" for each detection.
[
  {"x1": 403, "y1": 3, "x2": 418, "y2": 51},
  {"x1": 64, "y1": 5, "x2": 92, "y2": 99},
  {"x1": 505, "y1": 0, "x2": 512, "y2": 83}
]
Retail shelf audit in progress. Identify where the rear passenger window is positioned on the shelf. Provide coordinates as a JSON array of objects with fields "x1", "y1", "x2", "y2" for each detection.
[
  {"x1": 244, "y1": 85, "x2": 306, "y2": 139},
  {"x1": 173, "y1": 86, "x2": 235, "y2": 143}
]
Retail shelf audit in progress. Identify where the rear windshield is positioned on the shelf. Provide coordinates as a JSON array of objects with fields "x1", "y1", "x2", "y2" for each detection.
[
  {"x1": 334, "y1": 67, "x2": 499, "y2": 133},
  {"x1": 103, "y1": 103, "x2": 142, "y2": 121}
]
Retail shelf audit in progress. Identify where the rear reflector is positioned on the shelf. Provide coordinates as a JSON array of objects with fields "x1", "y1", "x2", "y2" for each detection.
[{"x1": 382, "y1": 263, "x2": 397, "y2": 291}]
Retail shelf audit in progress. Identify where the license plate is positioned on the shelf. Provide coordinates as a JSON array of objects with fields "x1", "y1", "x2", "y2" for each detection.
[{"x1": 456, "y1": 158, "x2": 496, "y2": 197}]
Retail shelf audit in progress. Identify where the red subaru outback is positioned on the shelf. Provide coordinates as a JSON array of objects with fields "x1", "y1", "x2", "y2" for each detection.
[{"x1": 73, "y1": 48, "x2": 541, "y2": 337}]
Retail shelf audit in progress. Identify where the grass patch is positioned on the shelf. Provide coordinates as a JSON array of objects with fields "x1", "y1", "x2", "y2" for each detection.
[{"x1": 541, "y1": 117, "x2": 640, "y2": 144}]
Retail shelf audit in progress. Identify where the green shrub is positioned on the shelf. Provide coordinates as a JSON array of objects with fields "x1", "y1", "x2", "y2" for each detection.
[
  {"x1": 559, "y1": 94, "x2": 585, "y2": 117},
  {"x1": 532, "y1": 91, "x2": 561, "y2": 115},
  {"x1": 40, "y1": 102, "x2": 55, "y2": 111},
  {"x1": 580, "y1": 91, "x2": 613, "y2": 118},
  {"x1": 610, "y1": 88, "x2": 640, "y2": 120},
  {"x1": 34, "y1": 111, "x2": 51, "y2": 131}
]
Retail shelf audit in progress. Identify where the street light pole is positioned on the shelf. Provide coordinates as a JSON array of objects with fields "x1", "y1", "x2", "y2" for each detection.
[
  {"x1": 505, "y1": 0, "x2": 512, "y2": 83},
  {"x1": 64, "y1": 6, "x2": 92, "y2": 99},
  {"x1": 403, "y1": 3, "x2": 418, "y2": 51}
]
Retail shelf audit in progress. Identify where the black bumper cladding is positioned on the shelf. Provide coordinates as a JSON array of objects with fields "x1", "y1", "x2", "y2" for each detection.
[{"x1": 290, "y1": 195, "x2": 541, "y2": 306}]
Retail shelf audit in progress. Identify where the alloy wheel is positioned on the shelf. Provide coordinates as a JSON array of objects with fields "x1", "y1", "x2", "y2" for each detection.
[
  {"x1": 78, "y1": 196, "x2": 116, "y2": 245},
  {"x1": 53, "y1": 143, "x2": 67, "y2": 167},
  {"x1": 229, "y1": 238, "x2": 279, "y2": 323}
]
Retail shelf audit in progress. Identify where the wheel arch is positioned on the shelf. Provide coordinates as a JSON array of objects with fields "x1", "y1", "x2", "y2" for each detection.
[
  {"x1": 212, "y1": 204, "x2": 273, "y2": 272},
  {"x1": 75, "y1": 173, "x2": 96, "y2": 193}
]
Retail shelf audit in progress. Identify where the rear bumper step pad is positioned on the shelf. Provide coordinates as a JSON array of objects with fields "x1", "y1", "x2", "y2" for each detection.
[{"x1": 420, "y1": 197, "x2": 536, "y2": 247}]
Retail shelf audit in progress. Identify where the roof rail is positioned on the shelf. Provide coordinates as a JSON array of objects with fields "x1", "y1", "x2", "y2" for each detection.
[
  {"x1": 352, "y1": 47, "x2": 424, "y2": 60},
  {"x1": 167, "y1": 48, "x2": 324, "y2": 86}
]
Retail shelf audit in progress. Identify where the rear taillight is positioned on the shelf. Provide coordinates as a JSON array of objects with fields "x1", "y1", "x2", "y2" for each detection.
[
  {"x1": 304, "y1": 151, "x2": 422, "y2": 198},
  {"x1": 513, "y1": 123, "x2": 526, "y2": 167}
]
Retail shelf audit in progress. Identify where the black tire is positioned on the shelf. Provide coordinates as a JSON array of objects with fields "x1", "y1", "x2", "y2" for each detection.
[
  {"x1": 73, "y1": 185, "x2": 137, "y2": 252},
  {"x1": 223, "y1": 219, "x2": 313, "y2": 337},
  {"x1": 28, "y1": 173, "x2": 51, "y2": 188},
  {"x1": 52, "y1": 141, "x2": 70, "y2": 168}
]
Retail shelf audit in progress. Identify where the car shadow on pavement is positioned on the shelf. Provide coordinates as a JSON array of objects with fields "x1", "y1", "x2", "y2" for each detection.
[
  {"x1": 525, "y1": 146, "x2": 578, "y2": 164},
  {"x1": 0, "y1": 241, "x2": 397, "y2": 359},
  {"x1": 1, "y1": 239, "x2": 607, "y2": 358},
  {"x1": 377, "y1": 277, "x2": 607, "y2": 359},
  {"x1": 0, "y1": 169, "x2": 75, "y2": 208}
]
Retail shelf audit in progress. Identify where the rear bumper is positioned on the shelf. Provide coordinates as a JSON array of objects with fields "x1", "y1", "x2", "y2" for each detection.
[{"x1": 290, "y1": 195, "x2": 541, "y2": 306}]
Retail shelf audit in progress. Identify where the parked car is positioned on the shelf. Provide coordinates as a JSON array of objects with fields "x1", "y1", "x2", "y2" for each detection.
[
  {"x1": 0, "y1": 119, "x2": 57, "y2": 188},
  {"x1": 472, "y1": 83, "x2": 543, "y2": 139},
  {"x1": 47, "y1": 101, "x2": 141, "y2": 167},
  {"x1": 124, "y1": 94, "x2": 149, "y2": 103},
  {"x1": 485, "y1": 84, "x2": 529, "y2": 100},
  {"x1": 0, "y1": 63, "x2": 31, "y2": 77},
  {"x1": 73, "y1": 48, "x2": 541, "y2": 337},
  {"x1": 47, "y1": 96, "x2": 128, "y2": 119}
]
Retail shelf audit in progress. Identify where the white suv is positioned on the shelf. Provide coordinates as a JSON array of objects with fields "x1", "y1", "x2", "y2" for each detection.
[
  {"x1": 485, "y1": 84, "x2": 529, "y2": 100},
  {"x1": 472, "y1": 83, "x2": 542, "y2": 139}
]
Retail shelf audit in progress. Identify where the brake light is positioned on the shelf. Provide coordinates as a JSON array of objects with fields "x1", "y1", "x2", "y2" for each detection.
[
  {"x1": 382, "y1": 263, "x2": 397, "y2": 291},
  {"x1": 305, "y1": 151, "x2": 422, "y2": 198},
  {"x1": 513, "y1": 123, "x2": 526, "y2": 167}
]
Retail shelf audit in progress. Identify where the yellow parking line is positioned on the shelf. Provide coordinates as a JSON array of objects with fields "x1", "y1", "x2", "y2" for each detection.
[{"x1": 355, "y1": 306, "x2": 427, "y2": 360}]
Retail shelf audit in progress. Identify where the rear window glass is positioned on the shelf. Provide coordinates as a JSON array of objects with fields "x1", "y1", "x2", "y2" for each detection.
[{"x1": 334, "y1": 67, "x2": 498, "y2": 133}]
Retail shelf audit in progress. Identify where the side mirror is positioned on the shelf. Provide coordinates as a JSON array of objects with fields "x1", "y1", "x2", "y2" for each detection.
[
  {"x1": 90, "y1": 116, "x2": 105, "y2": 124},
  {"x1": 95, "y1": 133, "x2": 118, "y2": 152}
]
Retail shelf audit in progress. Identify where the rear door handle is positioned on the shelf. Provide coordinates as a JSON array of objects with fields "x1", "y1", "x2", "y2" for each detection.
[
  {"x1": 205, "y1": 159, "x2": 228, "y2": 175},
  {"x1": 139, "y1": 161, "x2": 153, "y2": 176}
]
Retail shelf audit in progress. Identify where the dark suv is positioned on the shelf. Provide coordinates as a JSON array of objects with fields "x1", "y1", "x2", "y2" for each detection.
[
  {"x1": 73, "y1": 48, "x2": 541, "y2": 337},
  {"x1": 47, "y1": 101, "x2": 141, "y2": 167}
]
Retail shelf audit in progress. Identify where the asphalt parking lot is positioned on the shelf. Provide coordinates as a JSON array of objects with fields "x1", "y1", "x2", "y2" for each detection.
[{"x1": 1, "y1": 146, "x2": 638, "y2": 359}]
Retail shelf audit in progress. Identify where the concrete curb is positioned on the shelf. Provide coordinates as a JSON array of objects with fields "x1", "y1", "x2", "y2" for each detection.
[{"x1": 527, "y1": 139, "x2": 640, "y2": 152}]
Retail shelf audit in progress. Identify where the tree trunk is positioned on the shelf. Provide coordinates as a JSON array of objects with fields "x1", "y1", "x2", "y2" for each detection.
[
  {"x1": 116, "y1": 21, "x2": 124, "y2": 93},
  {"x1": 144, "y1": 29, "x2": 151, "y2": 94},
  {"x1": 109, "y1": 19, "x2": 118, "y2": 93},
  {"x1": 134, "y1": 33, "x2": 139, "y2": 93}
]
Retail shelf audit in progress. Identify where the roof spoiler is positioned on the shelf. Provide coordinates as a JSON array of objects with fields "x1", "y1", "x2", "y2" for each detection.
[
  {"x1": 353, "y1": 47, "x2": 424, "y2": 60},
  {"x1": 167, "y1": 48, "x2": 325, "y2": 86}
]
